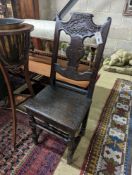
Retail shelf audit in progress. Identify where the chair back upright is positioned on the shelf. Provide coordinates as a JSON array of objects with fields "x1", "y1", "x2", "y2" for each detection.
[{"x1": 50, "y1": 13, "x2": 111, "y2": 96}]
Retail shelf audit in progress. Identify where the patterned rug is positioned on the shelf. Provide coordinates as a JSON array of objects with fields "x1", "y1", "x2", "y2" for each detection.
[
  {"x1": 0, "y1": 110, "x2": 66, "y2": 175},
  {"x1": 80, "y1": 79, "x2": 132, "y2": 175}
]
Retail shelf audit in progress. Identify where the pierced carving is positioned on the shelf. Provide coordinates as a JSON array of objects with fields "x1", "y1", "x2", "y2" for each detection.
[
  {"x1": 61, "y1": 13, "x2": 101, "y2": 38},
  {"x1": 54, "y1": 13, "x2": 103, "y2": 80},
  {"x1": 53, "y1": 13, "x2": 111, "y2": 81},
  {"x1": 60, "y1": 13, "x2": 102, "y2": 71}
]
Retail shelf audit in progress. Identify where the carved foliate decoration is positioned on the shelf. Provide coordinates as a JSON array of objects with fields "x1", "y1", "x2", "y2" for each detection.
[{"x1": 61, "y1": 13, "x2": 101, "y2": 38}]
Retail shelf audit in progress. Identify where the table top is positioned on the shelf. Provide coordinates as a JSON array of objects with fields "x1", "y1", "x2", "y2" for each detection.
[{"x1": 0, "y1": 23, "x2": 34, "y2": 35}]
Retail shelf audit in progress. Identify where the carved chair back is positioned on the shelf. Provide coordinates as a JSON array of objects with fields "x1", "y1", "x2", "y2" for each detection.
[{"x1": 51, "y1": 13, "x2": 111, "y2": 95}]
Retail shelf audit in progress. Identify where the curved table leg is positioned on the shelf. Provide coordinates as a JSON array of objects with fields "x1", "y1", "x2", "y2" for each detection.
[{"x1": 0, "y1": 63, "x2": 16, "y2": 148}]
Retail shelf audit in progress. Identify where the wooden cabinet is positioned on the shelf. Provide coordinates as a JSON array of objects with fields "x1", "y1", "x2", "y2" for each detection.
[{"x1": 11, "y1": 0, "x2": 39, "y2": 19}]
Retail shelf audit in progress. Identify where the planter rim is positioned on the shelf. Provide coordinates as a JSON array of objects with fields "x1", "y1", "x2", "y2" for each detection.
[{"x1": 0, "y1": 18, "x2": 24, "y2": 26}]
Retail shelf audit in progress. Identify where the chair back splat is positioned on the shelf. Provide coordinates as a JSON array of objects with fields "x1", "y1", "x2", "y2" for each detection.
[{"x1": 25, "y1": 13, "x2": 111, "y2": 164}]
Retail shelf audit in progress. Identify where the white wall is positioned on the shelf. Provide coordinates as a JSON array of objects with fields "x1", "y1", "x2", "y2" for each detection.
[
  {"x1": 39, "y1": 0, "x2": 132, "y2": 56},
  {"x1": 39, "y1": 0, "x2": 68, "y2": 20}
]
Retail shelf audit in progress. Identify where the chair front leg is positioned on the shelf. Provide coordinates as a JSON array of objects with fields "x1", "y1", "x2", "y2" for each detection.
[{"x1": 28, "y1": 112, "x2": 38, "y2": 145}]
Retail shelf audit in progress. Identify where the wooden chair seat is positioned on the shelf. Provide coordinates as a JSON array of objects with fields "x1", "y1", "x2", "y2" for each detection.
[{"x1": 25, "y1": 85, "x2": 91, "y2": 134}]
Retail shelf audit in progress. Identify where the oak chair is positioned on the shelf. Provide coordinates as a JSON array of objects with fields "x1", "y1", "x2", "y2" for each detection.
[
  {"x1": 0, "y1": 22, "x2": 34, "y2": 147},
  {"x1": 25, "y1": 13, "x2": 111, "y2": 164}
]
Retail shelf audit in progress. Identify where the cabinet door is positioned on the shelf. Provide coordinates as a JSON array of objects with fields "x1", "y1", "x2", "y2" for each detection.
[{"x1": 11, "y1": 0, "x2": 39, "y2": 19}]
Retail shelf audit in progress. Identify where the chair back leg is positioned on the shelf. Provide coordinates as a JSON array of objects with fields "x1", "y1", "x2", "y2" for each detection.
[
  {"x1": 28, "y1": 112, "x2": 38, "y2": 144},
  {"x1": 24, "y1": 61, "x2": 34, "y2": 96}
]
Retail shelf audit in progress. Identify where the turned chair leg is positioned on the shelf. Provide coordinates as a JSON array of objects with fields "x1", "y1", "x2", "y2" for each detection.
[
  {"x1": 28, "y1": 113, "x2": 38, "y2": 144},
  {"x1": 0, "y1": 63, "x2": 17, "y2": 148},
  {"x1": 24, "y1": 61, "x2": 34, "y2": 96}
]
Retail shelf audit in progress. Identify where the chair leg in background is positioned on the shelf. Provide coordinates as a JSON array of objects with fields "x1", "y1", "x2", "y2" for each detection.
[
  {"x1": 67, "y1": 136, "x2": 76, "y2": 164},
  {"x1": 24, "y1": 61, "x2": 34, "y2": 96},
  {"x1": 28, "y1": 113, "x2": 38, "y2": 144}
]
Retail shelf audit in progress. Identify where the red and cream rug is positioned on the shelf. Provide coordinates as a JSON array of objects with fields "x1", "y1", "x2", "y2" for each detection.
[
  {"x1": 80, "y1": 79, "x2": 132, "y2": 175},
  {"x1": 0, "y1": 110, "x2": 66, "y2": 175}
]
